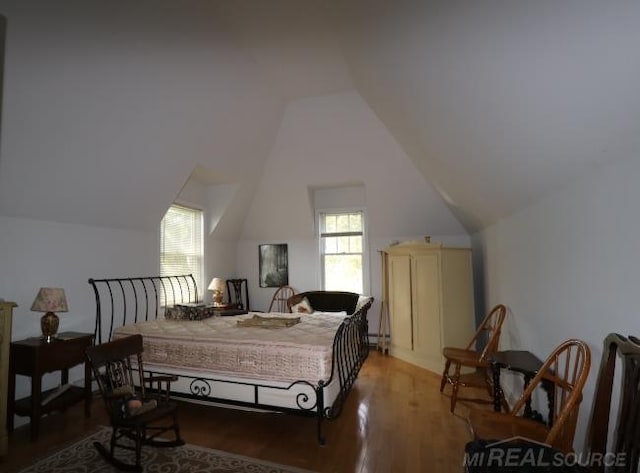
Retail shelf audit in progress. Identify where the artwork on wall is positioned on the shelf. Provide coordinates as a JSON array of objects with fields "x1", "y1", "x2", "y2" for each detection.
[{"x1": 259, "y1": 244, "x2": 289, "y2": 288}]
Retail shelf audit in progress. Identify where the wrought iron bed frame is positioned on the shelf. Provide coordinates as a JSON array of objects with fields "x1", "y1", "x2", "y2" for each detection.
[{"x1": 88, "y1": 274, "x2": 372, "y2": 444}]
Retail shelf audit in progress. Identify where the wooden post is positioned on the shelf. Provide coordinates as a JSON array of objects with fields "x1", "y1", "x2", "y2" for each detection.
[
  {"x1": 0, "y1": 300, "x2": 16, "y2": 456},
  {"x1": 377, "y1": 251, "x2": 390, "y2": 354}
]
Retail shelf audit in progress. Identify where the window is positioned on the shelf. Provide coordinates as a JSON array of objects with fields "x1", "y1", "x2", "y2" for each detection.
[
  {"x1": 160, "y1": 204, "x2": 203, "y2": 298},
  {"x1": 319, "y1": 210, "x2": 365, "y2": 293}
]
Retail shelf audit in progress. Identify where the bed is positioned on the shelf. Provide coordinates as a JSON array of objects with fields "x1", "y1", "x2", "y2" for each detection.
[{"x1": 88, "y1": 274, "x2": 373, "y2": 444}]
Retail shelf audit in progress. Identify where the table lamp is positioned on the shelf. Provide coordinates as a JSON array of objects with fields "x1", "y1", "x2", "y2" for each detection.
[
  {"x1": 31, "y1": 287, "x2": 68, "y2": 343},
  {"x1": 207, "y1": 278, "x2": 225, "y2": 306}
]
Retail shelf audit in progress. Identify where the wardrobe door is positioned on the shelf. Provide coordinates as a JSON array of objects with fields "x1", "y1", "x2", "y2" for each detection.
[
  {"x1": 411, "y1": 253, "x2": 442, "y2": 367},
  {"x1": 388, "y1": 254, "x2": 413, "y2": 353}
]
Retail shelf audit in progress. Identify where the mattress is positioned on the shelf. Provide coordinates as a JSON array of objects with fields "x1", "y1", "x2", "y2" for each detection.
[{"x1": 113, "y1": 311, "x2": 348, "y2": 384}]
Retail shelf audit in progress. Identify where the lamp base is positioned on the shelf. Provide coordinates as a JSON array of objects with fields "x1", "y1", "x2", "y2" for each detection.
[
  {"x1": 213, "y1": 291, "x2": 224, "y2": 306},
  {"x1": 41, "y1": 311, "x2": 59, "y2": 343}
]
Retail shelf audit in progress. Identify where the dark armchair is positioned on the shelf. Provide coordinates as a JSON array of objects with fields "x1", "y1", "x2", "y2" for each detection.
[{"x1": 287, "y1": 290, "x2": 368, "y2": 315}]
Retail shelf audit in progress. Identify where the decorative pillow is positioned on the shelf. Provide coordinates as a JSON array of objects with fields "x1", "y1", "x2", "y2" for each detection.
[
  {"x1": 111, "y1": 385, "x2": 135, "y2": 397},
  {"x1": 315, "y1": 311, "x2": 348, "y2": 317},
  {"x1": 290, "y1": 297, "x2": 313, "y2": 314},
  {"x1": 355, "y1": 295, "x2": 373, "y2": 314},
  {"x1": 165, "y1": 304, "x2": 216, "y2": 321}
]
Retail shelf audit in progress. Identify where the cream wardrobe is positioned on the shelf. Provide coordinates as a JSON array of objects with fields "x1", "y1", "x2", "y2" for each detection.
[{"x1": 385, "y1": 242, "x2": 474, "y2": 374}]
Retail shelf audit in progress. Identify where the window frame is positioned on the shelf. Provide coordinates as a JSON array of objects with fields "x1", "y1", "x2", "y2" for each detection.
[{"x1": 316, "y1": 208, "x2": 369, "y2": 294}]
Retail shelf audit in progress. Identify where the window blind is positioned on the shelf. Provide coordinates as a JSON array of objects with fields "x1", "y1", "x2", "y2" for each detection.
[{"x1": 160, "y1": 204, "x2": 203, "y2": 299}]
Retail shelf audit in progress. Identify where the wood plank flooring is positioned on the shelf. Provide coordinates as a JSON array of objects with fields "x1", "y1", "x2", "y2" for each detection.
[{"x1": 0, "y1": 351, "x2": 488, "y2": 472}]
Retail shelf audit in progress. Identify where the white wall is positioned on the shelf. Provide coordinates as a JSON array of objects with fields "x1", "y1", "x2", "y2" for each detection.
[
  {"x1": 0, "y1": 215, "x2": 158, "y2": 425},
  {"x1": 472, "y1": 156, "x2": 640, "y2": 450},
  {"x1": 175, "y1": 178, "x2": 238, "y2": 303},
  {"x1": 0, "y1": 174, "x2": 239, "y2": 429},
  {"x1": 238, "y1": 90, "x2": 470, "y2": 330}
]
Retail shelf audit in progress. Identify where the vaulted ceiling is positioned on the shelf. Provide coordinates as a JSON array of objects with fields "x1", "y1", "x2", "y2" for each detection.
[{"x1": 1, "y1": 0, "x2": 638, "y2": 234}]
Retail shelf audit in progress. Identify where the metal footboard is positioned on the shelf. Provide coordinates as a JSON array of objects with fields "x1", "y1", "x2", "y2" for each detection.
[{"x1": 316, "y1": 298, "x2": 372, "y2": 443}]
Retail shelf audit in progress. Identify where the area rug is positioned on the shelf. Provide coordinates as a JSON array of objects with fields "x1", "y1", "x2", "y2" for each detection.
[{"x1": 18, "y1": 427, "x2": 314, "y2": 473}]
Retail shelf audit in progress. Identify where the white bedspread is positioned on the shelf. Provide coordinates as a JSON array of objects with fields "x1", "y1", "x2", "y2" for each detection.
[{"x1": 113, "y1": 311, "x2": 347, "y2": 384}]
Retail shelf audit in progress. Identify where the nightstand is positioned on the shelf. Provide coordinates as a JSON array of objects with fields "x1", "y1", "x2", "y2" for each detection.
[
  {"x1": 214, "y1": 307, "x2": 248, "y2": 316},
  {"x1": 7, "y1": 331, "x2": 93, "y2": 440}
]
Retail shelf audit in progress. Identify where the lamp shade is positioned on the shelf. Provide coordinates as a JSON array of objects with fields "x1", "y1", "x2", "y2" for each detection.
[
  {"x1": 207, "y1": 278, "x2": 225, "y2": 292},
  {"x1": 30, "y1": 287, "x2": 69, "y2": 313}
]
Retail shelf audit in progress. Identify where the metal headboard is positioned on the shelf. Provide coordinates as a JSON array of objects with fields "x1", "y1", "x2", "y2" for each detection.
[{"x1": 88, "y1": 274, "x2": 199, "y2": 344}]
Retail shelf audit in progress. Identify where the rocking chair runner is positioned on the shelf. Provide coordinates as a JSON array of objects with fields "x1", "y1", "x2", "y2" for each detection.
[{"x1": 85, "y1": 334, "x2": 184, "y2": 472}]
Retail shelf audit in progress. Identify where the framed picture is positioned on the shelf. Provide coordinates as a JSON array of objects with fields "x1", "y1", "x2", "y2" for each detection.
[{"x1": 259, "y1": 244, "x2": 289, "y2": 288}]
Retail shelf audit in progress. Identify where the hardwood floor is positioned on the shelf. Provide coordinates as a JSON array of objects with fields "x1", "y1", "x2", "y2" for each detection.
[{"x1": 0, "y1": 351, "x2": 487, "y2": 472}]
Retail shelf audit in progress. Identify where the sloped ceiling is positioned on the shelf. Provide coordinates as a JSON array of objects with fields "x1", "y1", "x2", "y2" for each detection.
[
  {"x1": 0, "y1": 1, "x2": 284, "y2": 231},
  {"x1": 215, "y1": 0, "x2": 353, "y2": 100},
  {"x1": 1, "y1": 0, "x2": 639, "y2": 234},
  {"x1": 334, "y1": 0, "x2": 640, "y2": 231}
]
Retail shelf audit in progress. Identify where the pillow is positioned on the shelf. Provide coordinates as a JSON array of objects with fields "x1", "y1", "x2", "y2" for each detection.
[
  {"x1": 314, "y1": 311, "x2": 348, "y2": 317},
  {"x1": 355, "y1": 295, "x2": 373, "y2": 314},
  {"x1": 110, "y1": 385, "x2": 135, "y2": 397},
  {"x1": 290, "y1": 297, "x2": 313, "y2": 314},
  {"x1": 165, "y1": 304, "x2": 216, "y2": 321}
]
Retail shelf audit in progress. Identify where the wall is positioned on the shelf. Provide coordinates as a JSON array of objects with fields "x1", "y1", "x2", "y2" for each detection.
[
  {"x1": 472, "y1": 156, "x2": 640, "y2": 450},
  {"x1": 175, "y1": 178, "x2": 238, "y2": 303},
  {"x1": 0, "y1": 173, "x2": 239, "y2": 430},
  {"x1": 237, "y1": 90, "x2": 470, "y2": 330},
  {"x1": 0, "y1": 215, "x2": 158, "y2": 425}
]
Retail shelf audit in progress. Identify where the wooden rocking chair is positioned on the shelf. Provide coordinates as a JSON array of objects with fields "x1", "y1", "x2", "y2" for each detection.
[{"x1": 85, "y1": 334, "x2": 184, "y2": 472}]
